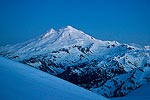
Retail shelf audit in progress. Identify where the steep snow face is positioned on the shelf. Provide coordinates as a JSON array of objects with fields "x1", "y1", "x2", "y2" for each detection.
[
  {"x1": 0, "y1": 26, "x2": 150, "y2": 98},
  {"x1": 0, "y1": 57, "x2": 108, "y2": 100}
]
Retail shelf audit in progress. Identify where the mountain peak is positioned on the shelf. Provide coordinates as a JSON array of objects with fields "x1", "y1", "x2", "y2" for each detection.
[
  {"x1": 42, "y1": 28, "x2": 56, "y2": 39},
  {"x1": 40, "y1": 26, "x2": 86, "y2": 42},
  {"x1": 49, "y1": 28, "x2": 56, "y2": 33},
  {"x1": 59, "y1": 26, "x2": 90, "y2": 39},
  {"x1": 67, "y1": 25, "x2": 74, "y2": 29},
  {"x1": 63, "y1": 25, "x2": 79, "y2": 32}
]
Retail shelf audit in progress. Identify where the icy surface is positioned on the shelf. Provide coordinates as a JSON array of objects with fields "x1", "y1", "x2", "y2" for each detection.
[{"x1": 0, "y1": 57, "x2": 108, "y2": 100}]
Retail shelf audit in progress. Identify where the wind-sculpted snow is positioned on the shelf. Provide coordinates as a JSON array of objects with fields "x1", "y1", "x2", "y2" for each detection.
[{"x1": 0, "y1": 26, "x2": 150, "y2": 98}]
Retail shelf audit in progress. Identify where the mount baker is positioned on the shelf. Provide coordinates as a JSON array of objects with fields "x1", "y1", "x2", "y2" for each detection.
[{"x1": 0, "y1": 26, "x2": 150, "y2": 98}]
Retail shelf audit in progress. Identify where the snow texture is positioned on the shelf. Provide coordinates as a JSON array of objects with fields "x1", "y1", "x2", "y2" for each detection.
[{"x1": 0, "y1": 57, "x2": 108, "y2": 100}]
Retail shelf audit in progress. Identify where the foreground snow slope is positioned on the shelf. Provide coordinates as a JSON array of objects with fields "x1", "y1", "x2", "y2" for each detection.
[
  {"x1": 110, "y1": 83, "x2": 150, "y2": 100},
  {"x1": 0, "y1": 57, "x2": 108, "y2": 100}
]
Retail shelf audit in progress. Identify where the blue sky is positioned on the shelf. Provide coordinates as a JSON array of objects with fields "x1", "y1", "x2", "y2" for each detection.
[{"x1": 0, "y1": 0, "x2": 150, "y2": 46}]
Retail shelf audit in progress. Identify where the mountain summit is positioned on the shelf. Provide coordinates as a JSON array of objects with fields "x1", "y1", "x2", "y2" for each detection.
[
  {"x1": 42, "y1": 28, "x2": 56, "y2": 39},
  {"x1": 0, "y1": 26, "x2": 108, "y2": 59},
  {"x1": 41, "y1": 26, "x2": 80, "y2": 39},
  {"x1": 0, "y1": 26, "x2": 150, "y2": 98},
  {"x1": 40, "y1": 25, "x2": 98, "y2": 46},
  {"x1": 64, "y1": 25, "x2": 78, "y2": 31}
]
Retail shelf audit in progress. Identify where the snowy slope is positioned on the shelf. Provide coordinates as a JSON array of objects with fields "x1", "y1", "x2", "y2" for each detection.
[
  {"x1": 0, "y1": 26, "x2": 150, "y2": 98},
  {"x1": 110, "y1": 83, "x2": 150, "y2": 100},
  {"x1": 0, "y1": 57, "x2": 108, "y2": 100}
]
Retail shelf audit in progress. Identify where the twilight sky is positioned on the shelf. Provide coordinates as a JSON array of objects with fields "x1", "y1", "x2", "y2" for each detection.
[{"x1": 0, "y1": 0, "x2": 150, "y2": 46}]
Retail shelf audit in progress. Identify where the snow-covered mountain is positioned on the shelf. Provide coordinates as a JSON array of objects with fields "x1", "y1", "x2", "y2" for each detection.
[
  {"x1": 0, "y1": 57, "x2": 108, "y2": 100},
  {"x1": 0, "y1": 26, "x2": 150, "y2": 98}
]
